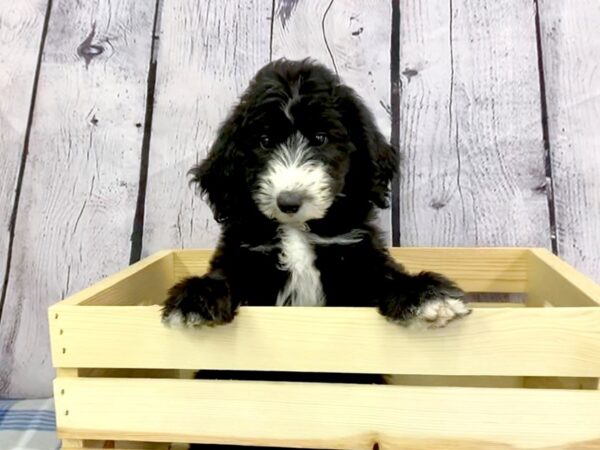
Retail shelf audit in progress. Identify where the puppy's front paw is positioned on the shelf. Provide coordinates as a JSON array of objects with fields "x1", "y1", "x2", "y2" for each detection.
[
  {"x1": 161, "y1": 276, "x2": 235, "y2": 328},
  {"x1": 416, "y1": 297, "x2": 471, "y2": 328},
  {"x1": 380, "y1": 271, "x2": 470, "y2": 328},
  {"x1": 412, "y1": 271, "x2": 470, "y2": 328}
]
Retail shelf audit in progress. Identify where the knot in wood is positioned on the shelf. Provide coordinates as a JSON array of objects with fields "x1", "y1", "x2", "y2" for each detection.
[
  {"x1": 77, "y1": 23, "x2": 104, "y2": 68},
  {"x1": 79, "y1": 44, "x2": 103, "y2": 57},
  {"x1": 402, "y1": 68, "x2": 419, "y2": 80},
  {"x1": 430, "y1": 199, "x2": 447, "y2": 210}
]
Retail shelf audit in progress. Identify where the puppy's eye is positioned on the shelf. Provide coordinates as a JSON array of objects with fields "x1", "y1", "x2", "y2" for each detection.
[
  {"x1": 260, "y1": 135, "x2": 274, "y2": 149},
  {"x1": 312, "y1": 133, "x2": 328, "y2": 146}
]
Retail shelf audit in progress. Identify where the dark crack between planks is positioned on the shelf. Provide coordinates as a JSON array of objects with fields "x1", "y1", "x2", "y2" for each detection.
[
  {"x1": 534, "y1": 0, "x2": 558, "y2": 254},
  {"x1": 129, "y1": 0, "x2": 163, "y2": 264},
  {"x1": 390, "y1": 0, "x2": 401, "y2": 246},
  {"x1": 269, "y1": 0, "x2": 276, "y2": 60},
  {"x1": 448, "y1": 0, "x2": 467, "y2": 229},
  {"x1": 321, "y1": 0, "x2": 339, "y2": 75}
]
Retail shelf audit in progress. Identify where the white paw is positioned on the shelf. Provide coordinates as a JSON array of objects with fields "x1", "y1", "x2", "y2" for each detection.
[
  {"x1": 415, "y1": 297, "x2": 471, "y2": 328},
  {"x1": 161, "y1": 310, "x2": 209, "y2": 328},
  {"x1": 162, "y1": 309, "x2": 185, "y2": 328}
]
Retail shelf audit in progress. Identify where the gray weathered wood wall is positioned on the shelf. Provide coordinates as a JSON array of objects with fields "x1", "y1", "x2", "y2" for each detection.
[{"x1": 0, "y1": 0, "x2": 598, "y2": 398}]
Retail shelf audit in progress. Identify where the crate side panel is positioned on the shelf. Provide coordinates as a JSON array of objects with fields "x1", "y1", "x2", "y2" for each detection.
[
  {"x1": 78, "y1": 253, "x2": 174, "y2": 306},
  {"x1": 527, "y1": 249, "x2": 600, "y2": 307},
  {"x1": 52, "y1": 251, "x2": 174, "y2": 307},
  {"x1": 390, "y1": 247, "x2": 528, "y2": 293},
  {"x1": 54, "y1": 378, "x2": 600, "y2": 449},
  {"x1": 172, "y1": 251, "x2": 212, "y2": 282},
  {"x1": 52, "y1": 306, "x2": 600, "y2": 377}
]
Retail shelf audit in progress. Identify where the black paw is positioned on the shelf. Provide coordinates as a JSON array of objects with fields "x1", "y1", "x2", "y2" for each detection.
[
  {"x1": 161, "y1": 276, "x2": 236, "y2": 328},
  {"x1": 380, "y1": 271, "x2": 470, "y2": 328}
]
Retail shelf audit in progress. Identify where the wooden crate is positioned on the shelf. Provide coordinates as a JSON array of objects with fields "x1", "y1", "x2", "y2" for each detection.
[{"x1": 49, "y1": 248, "x2": 600, "y2": 450}]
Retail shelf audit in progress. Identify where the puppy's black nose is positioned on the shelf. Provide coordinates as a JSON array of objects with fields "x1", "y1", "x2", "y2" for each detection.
[{"x1": 277, "y1": 191, "x2": 303, "y2": 214}]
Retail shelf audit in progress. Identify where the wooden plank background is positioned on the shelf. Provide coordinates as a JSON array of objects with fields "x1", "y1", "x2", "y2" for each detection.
[
  {"x1": 142, "y1": 0, "x2": 272, "y2": 254},
  {"x1": 537, "y1": 0, "x2": 600, "y2": 290},
  {"x1": 0, "y1": 0, "x2": 49, "y2": 358},
  {"x1": 398, "y1": 0, "x2": 549, "y2": 247},
  {"x1": 0, "y1": 0, "x2": 598, "y2": 397},
  {"x1": 0, "y1": 0, "x2": 156, "y2": 397}
]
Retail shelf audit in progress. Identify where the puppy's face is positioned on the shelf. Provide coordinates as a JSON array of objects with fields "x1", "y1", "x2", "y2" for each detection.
[
  {"x1": 250, "y1": 90, "x2": 354, "y2": 224},
  {"x1": 253, "y1": 133, "x2": 341, "y2": 224},
  {"x1": 193, "y1": 59, "x2": 397, "y2": 226}
]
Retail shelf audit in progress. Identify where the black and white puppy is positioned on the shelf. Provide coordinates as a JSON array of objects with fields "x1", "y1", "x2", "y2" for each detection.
[{"x1": 162, "y1": 58, "x2": 470, "y2": 328}]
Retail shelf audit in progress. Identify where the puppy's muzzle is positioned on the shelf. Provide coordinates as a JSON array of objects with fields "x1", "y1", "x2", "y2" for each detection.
[{"x1": 276, "y1": 191, "x2": 304, "y2": 214}]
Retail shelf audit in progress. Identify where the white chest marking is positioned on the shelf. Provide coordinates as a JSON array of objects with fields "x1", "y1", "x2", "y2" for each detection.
[{"x1": 276, "y1": 225, "x2": 325, "y2": 307}]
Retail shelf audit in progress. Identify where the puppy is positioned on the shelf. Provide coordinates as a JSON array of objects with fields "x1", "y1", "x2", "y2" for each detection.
[{"x1": 161, "y1": 58, "x2": 470, "y2": 329}]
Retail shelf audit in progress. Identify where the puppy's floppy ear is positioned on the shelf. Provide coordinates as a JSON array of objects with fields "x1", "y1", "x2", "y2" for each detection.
[
  {"x1": 338, "y1": 86, "x2": 398, "y2": 208},
  {"x1": 189, "y1": 107, "x2": 244, "y2": 223}
]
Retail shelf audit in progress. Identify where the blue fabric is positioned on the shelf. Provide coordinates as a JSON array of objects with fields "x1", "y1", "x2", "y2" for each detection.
[{"x1": 0, "y1": 399, "x2": 60, "y2": 450}]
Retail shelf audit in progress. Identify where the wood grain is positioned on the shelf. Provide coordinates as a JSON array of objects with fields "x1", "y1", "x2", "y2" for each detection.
[
  {"x1": 398, "y1": 0, "x2": 549, "y2": 247},
  {"x1": 0, "y1": 0, "x2": 48, "y2": 308},
  {"x1": 54, "y1": 377, "x2": 600, "y2": 449},
  {"x1": 0, "y1": 0, "x2": 157, "y2": 398},
  {"x1": 527, "y1": 248, "x2": 600, "y2": 307},
  {"x1": 53, "y1": 250, "x2": 173, "y2": 307},
  {"x1": 50, "y1": 305, "x2": 600, "y2": 377},
  {"x1": 141, "y1": 0, "x2": 272, "y2": 256},
  {"x1": 271, "y1": 0, "x2": 393, "y2": 242},
  {"x1": 537, "y1": 1, "x2": 600, "y2": 283}
]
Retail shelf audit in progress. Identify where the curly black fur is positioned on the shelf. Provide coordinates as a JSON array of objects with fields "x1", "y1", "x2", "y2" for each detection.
[
  {"x1": 162, "y1": 59, "x2": 465, "y2": 328},
  {"x1": 161, "y1": 59, "x2": 469, "y2": 448}
]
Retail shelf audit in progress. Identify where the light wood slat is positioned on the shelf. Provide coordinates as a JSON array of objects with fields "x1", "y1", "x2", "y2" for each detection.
[
  {"x1": 52, "y1": 250, "x2": 173, "y2": 307},
  {"x1": 0, "y1": 0, "x2": 48, "y2": 292},
  {"x1": 173, "y1": 248, "x2": 529, "y2": 292},
  {"x1": 172, "y1": 249, "x2": 212, "y2": 281},
  {"x1": 527, "y1": 249, "x2": 600, "y2": 307},
  {"x1": 537, "y1": 1, "x2": 600, "y2": 283},
  {"x1": 141, "y1": 0, "x2": 272, "y2": 255},
  {"x1": 54, "y1": 377, "x2": 600, "y2": 449},
  {"x1": 390, "y1": 247, "x2": 527, "y2": 292},
  {"x1": 57, "y1": 368, "x2": 79, "y2": 378},
  {"x1": 50, "y1": 306, "x2": 600, "y2": 377},
  {"x1": 58, "y1": 352, "x2": 83, "y2": 449},
  {"x1": 398, "y1": 0, "x2": 549, "y2": 248},
  {"x1": 271, "y1": 0, "x2": 393, "y2": 242},
  {"x1": 0, "y1": 0, "x2": 157, "y2": 398}
]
